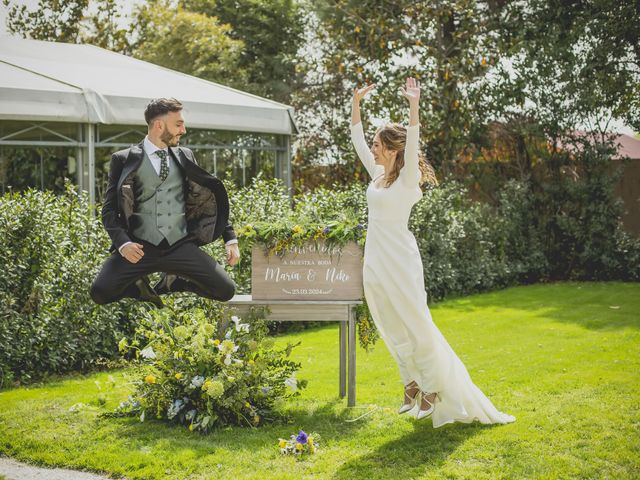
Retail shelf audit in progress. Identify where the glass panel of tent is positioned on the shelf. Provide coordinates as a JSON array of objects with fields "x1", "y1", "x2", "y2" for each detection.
[{"x1": 0, "y1": 121, "x2": 290, "y2": 197}]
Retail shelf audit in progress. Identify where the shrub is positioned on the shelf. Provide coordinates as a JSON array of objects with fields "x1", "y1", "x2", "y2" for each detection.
[
  {"x1": 111, "y1": 299, "x2": 305, "y2": 431},
  {"x1": 0, "y1": 185, "x2": 144, "y2": 385}
]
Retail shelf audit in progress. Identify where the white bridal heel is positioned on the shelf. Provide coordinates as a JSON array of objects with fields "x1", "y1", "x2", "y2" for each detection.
[
  {"x1": 416, "y1": 392, "x2": 438, "y2": 420},
  {"x1": 398, "y1": 383, "x2": 420, "y2": 414}
]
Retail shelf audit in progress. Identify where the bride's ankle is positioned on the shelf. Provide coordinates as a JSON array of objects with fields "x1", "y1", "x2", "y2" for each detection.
[
  {"x1": 421, "y1": 392, "x2": 437, "y2": 406},
  {"x1": 403, "y1": 382, "x2": 420, "y2": 402}
]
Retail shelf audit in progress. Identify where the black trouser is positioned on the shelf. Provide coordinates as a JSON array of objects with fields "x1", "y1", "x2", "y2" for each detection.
[{"x1": 90, "y1": 239, "x2": 235, "y2": 304}]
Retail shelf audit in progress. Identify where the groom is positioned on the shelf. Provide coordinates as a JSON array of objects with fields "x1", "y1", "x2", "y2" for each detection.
[{"x1": 90, "y1": 98, "x2": 239, "y2": 308}]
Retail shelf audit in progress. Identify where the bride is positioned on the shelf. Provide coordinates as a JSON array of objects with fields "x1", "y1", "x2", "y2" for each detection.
[{"x1": 351, "y1": 77, "x2": 515, "y2": 427}]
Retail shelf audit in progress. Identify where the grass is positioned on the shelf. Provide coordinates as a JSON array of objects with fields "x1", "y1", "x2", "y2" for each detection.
[{"x1": 0, "y1": 281, "x2": 638, "y2": 480}]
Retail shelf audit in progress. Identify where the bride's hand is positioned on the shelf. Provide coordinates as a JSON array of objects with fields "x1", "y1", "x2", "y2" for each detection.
[
  {"x1": 400, "y1": 77, "x2": 420, "y2": 104},
  {"x1": 353, "y1": 84, "x2": 376, "y2": 103}
]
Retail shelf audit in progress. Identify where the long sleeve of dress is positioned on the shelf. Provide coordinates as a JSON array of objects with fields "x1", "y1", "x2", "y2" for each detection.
[
  {"x1": 350, "y1": 122, "x2": 381, "y2": 179},
  {"x1": 400, "y1": 124, "x2": 421, "y2": 188}
]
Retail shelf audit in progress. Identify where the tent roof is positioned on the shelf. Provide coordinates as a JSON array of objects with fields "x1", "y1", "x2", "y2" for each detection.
[{"x1": 0, "y1": 36, "x2": 297, "y2": 134}]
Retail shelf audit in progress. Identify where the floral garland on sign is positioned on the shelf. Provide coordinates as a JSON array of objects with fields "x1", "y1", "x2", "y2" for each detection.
[{"x1": 236, "y1": 218, "x2": 380, "y2": 351}]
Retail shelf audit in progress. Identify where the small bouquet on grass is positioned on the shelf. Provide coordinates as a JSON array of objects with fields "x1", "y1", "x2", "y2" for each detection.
[{"x1": 278, "y1": 430, "x2": 320, "y2": 456}]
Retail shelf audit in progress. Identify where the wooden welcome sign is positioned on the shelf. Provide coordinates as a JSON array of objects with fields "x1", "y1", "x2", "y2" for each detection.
[{"x1": 251, "y1": 242, "x2": 363, "y2": 301}]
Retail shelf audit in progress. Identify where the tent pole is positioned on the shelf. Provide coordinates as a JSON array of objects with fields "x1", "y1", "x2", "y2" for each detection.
[
  {"x1": 85, "y1": 123, "x2": 95, "y2": 207},
  {"x1": 76, "y1": 124, "x2": 84, "y2": 193}
]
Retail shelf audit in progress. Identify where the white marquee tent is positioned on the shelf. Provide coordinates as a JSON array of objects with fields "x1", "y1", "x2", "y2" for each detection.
[{"x1": 0, "y1": 35, "x2": 297, "y2": 201}]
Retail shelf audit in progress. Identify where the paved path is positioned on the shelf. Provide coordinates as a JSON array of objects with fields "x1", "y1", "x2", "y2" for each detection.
[{"x1": 0, "y1": 457, "x2": 122, "y2": 480}]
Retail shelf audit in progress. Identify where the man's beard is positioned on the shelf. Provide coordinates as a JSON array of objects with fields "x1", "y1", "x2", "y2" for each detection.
[{"x1": 160, "y1": 128, "x2": 180, "y2": 147}]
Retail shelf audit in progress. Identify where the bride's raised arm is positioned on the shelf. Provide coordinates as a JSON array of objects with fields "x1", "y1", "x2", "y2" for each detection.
[
  {"x1": 399, "y1": 77, "x2": 421, "y2": 187},
  {"x1": 350, "y1": 84, "x2": 378, "y2": 179}
]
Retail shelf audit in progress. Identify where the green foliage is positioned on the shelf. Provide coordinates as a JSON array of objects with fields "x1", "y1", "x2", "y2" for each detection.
[
  {"x1": 1, "y1": 176, "x2": 637, "y2": 383},
  {"x1": 112, "y1": 300, "x2": 305, "y2": 431},
  {"x1": 0, "y1": 185, "x2": 143, "y2": 385},
  {"x1": 530, "y1": 138, "x2": 640, "y2": 281},
  {"x1": 183, "y1": 0, "x2": 305, "y2": 103},
  {"x1": 294, "y1": 0, "x2": 503, "y2": 173},
  {"x1": 130, "y1": 1, "x2": 248, "y2": 87},
  {"x1": 3, "y1": 0, "x2": 87, "y2": 42}
]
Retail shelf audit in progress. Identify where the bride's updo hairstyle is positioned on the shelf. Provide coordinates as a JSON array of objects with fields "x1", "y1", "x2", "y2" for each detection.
[{"x1": 376, "y1": 123, "x2": 438, "y2": 188}]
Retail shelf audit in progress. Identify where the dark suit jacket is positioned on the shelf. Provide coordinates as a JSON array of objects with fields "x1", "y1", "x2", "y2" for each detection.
[{"x1": 101, "y1": 141, "x2": 236, "y2": 252}]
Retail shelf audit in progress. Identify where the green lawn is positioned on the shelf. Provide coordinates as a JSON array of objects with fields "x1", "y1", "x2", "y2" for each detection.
[{"x1": 1, "y1": 282, "x2": 638, "y2": 479}]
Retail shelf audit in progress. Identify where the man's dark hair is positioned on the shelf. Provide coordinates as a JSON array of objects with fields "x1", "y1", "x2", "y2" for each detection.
[{"x1": 144, "y1": 98, "x2": 183, "y2": 125}]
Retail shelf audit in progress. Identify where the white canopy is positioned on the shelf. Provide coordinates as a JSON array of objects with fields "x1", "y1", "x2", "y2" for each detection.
[{"x1": 0, "y1": 35, "x2": 297, "y2": 134}]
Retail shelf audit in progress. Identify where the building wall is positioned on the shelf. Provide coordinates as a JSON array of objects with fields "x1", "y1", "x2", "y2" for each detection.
[{"x1": 614, "y1": 158, "x2": 640, "y2": 237}]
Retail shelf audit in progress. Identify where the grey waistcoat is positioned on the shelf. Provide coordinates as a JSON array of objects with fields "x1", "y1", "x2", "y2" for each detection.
[{"x1": 130, "y1": 151, "x2": 188, "y2": 246}]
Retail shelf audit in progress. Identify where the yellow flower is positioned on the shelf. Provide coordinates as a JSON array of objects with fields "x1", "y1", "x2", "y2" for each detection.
[
  {"x1": 189, "y1": 423, "x2": 194, "y2": 432},
  {"x1": 295, "y1": 443, "x2": 303, "y2": 451},
  {"x1": 481, "y1": 57, "x2": 487, "y2": 66},
  {"x1": 248, "y1": 359, "x2": 255, "y2": 365},
  {"x1": 175, "y1": 373, "x2": 183, "y2": 380},
  {"x1": 355, "y1": 25, "x2": 361, "y2": 33},
  {"x1": 310, "y1": 445, "x2": 316, "y2": 453},
  {"x1": 292, "y1": 225, "x2": 304, "y2": 235},
  {"x1": 278, "y1": 439, "x2": 287, "y2": 448},
  {"x1": 213, "y1": 339, "x2": 221, "y2": 346},
  {"x1": 144, "y1": 374, "x2": 156, "y2": 384},
  {"x1": 245, "y1": 402, "x2": 251, "y2": 409},
  {"x1": 308, "y1": 436, "x2": 314, "y2": 446}
]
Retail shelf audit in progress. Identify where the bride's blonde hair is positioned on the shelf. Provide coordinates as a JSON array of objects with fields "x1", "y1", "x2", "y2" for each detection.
[{"x1": 376, "y1": 123, "x2": 438, "y2": 188}]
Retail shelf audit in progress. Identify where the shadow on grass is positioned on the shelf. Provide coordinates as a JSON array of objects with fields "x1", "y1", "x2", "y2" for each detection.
[
  {"x1": 435, "y1": 282, "x2": 640, "y2": 331},
  {"x1": 94, "y1": 397, "x2": 368, "y2": 454},
  {"x1": 332, "y1": 420, "x2": 492, "y2": 480}
]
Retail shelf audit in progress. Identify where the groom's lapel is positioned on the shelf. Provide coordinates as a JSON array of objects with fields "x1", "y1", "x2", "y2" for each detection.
[{"x1": 118, "y1": 141, "x2": 144, "y2": 189}]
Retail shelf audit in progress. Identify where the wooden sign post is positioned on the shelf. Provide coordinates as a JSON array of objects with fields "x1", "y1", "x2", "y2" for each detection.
[{"x1": 251, "y1": 241, "x2": 363, "y2": 301}]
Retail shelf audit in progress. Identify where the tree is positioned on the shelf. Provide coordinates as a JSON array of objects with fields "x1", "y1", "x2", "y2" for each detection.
[
  {"x1": 82, "y1": 0, "x2": 132, "y2": 53},
  {"x1": 3, "y1": 0, "x2": 87, "y2": 42},
  {"x1": 181, "y1": 0, "x2": 305, "y2": 103},
  {"x1": 129, "y1": 1, "x2": 247, "y2": 87},
  {"x1": 294, "y1": 0, "x2": 503, "y2": 177}
]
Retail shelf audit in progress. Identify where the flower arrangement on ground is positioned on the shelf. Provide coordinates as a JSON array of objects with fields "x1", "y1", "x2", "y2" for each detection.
[
  {"x1": 111, "y1": 301, "x2": 306, "y2": 432},
  {"x1": 278, "y1": 430, "x2": 320, "y2": 456}
]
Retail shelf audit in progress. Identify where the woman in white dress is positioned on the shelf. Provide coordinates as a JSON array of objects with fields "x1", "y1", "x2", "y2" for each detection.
[{"x1": 351, "y1": 77, "x2": 515, "y2": 427}]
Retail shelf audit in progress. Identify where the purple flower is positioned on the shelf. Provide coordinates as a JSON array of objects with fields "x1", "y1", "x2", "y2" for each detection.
[
  {"x1": 356, "y1": 224, "x2": 365, "y2": 230},
  {"x1": 323, "y1": 226, "x2": 331, "y2": 234},
  {"x1": 296, "y1": 430, "x2": 308, "y2": 444}
]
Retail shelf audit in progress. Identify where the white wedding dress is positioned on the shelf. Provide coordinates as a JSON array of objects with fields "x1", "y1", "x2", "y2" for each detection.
[{"x1": 351, "y1": 121, "x2": 515, "y2": 427}]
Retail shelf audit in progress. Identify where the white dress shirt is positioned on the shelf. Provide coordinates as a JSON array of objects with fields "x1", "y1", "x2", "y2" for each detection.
[{"x1": 118, "y1": 136, "x2": 237, "y2": 254}]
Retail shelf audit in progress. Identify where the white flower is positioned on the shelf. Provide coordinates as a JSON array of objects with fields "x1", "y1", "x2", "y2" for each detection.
[
  {"x1": 140, "y1": 346, "x2": 156, "y2": 359},
  {"x1": 224, "y1": 354, "x2": 232, "y2": 366},
  {"x1": 284, "y1": 372, "x2": 298, "y2": 392},
  {"x1": 231, "y1": 315, "x2": 250, "y2": 333},
  {"x1": 190, "y1": 375, "x2": 205, "y2": 388},
  {"x1": 167, "y1": 399, "x2": 184, "y2": 420},
  {"x1": 217, "y1": 340, "x2": 239, "y2": 355}
]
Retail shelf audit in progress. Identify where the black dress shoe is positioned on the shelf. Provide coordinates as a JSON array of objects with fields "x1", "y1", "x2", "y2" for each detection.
[
  {"x1": 135, "y1": 277, "x2": 165, "y2": 308},
  {"x1": 153, "y1": 273, "x2": 178, "y2": 296}
]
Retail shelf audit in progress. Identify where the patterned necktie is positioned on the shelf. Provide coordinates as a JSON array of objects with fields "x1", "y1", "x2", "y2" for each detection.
[{"x1": 156, "y1": 150, "x2": 169, "y2": 181}]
